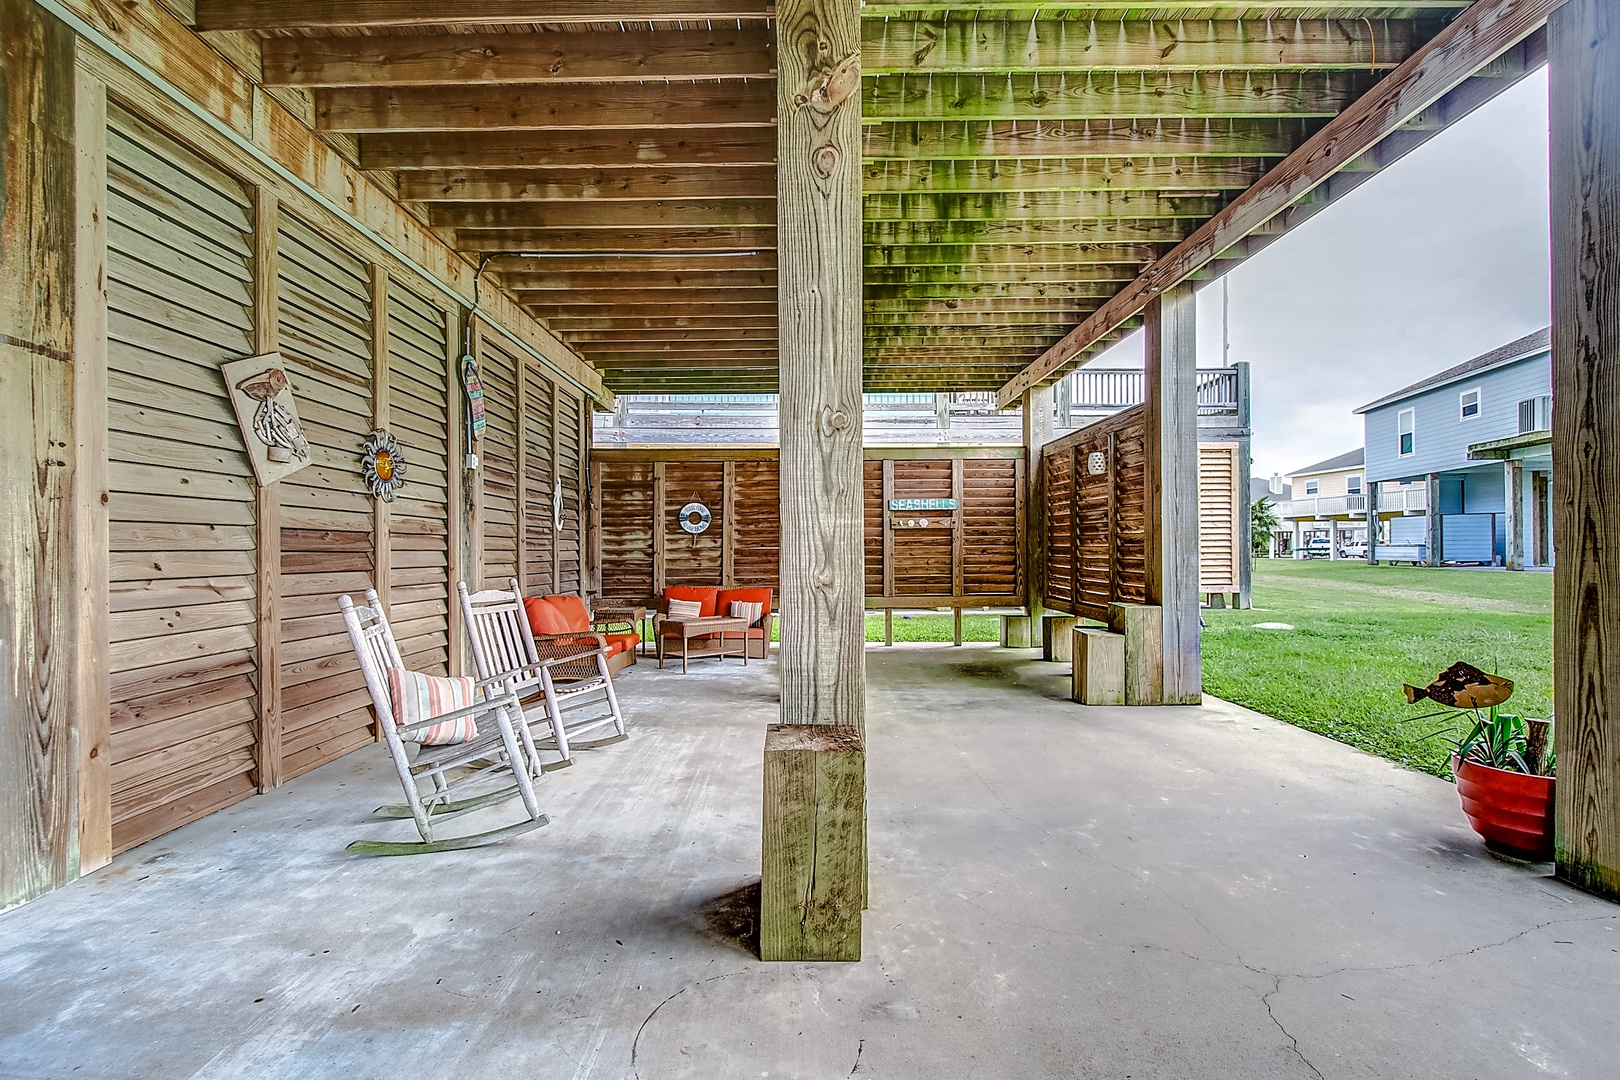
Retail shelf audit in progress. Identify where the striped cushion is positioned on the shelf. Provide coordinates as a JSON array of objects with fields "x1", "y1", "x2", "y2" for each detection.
[
  {"x1": 729, "y1": 600, "x2": 764, "y2": 626},
  {"x1": 668, "y1": 598, "x2": 704, "y2": 619},
  {"x1": 386, "y1": 668, "x2": 479, "y2": 746}
]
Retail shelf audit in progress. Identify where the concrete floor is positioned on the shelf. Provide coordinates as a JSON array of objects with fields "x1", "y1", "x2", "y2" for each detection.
[{"x1": 2, "y1": 644, "x2": 1617, "y2": 1079}]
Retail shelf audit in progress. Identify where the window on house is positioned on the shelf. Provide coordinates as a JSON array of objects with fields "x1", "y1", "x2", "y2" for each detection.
[
  {"x1": 1304, "y1": 480, "x2": 1319, "y2": 495},
  {"x1": 1460, "y1": 388, "x2": 1482, "y2": 420},
  {"x1": 1347, "y1": 474, "x2": 1363, "y2": 495},
  {"x1": 1518, "y1": 395, "x2": 1551, "y2": 433},
  {"x1": 1398, "y1": 409, "x2": 1415, "y2": 456}
]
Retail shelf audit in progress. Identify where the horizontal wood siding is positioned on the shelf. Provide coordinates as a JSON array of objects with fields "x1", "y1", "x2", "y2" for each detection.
[
  {"x1": 387, "y1": 280, "x2": 451, "y2": 676},
  {"x1": 597, "y1": 450, "x2": 1021, "y2": 605},
  {"x1": 275, "y1": 214, "x2": 377, "y2": 779},
  {"x1": 556, "y1": 390, "x2": 586, "y2": 595},
  {"x1": 664, "y1": 461, "x2": 726, "y2": 587},
  {"x1": 105, "y1": 107, "x2": 259, "y2": 853},
  {"x1": 479, "y1": 338, "x2": 520, "y2": 589}
]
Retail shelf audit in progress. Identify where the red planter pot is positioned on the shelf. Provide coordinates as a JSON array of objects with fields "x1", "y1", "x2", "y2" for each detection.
[{"x1": 1452, "y1": 754, "x2": 1555, "y2": 859}]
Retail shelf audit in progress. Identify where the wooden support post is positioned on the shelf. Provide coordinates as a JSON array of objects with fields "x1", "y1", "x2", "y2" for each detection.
[
  {"x1": 880, "y1": 459, "x2": 895, "y2": 601},
  {"x1": 1504, "y1": 460, "x2": 1525, "y2": 571},
  {"x1": 1043, "y1": 616, "x2": 1078, "y2": 663},
  {"x1": 588, "y1": 455, "x2": 603, "y2": 597},
  {"x1": 722, "y1": 458, "x2": 736, "y2": 588},
  {"x1": 953, "y1": 607, "x2": 963, "y2": 647},
  {"x1": 1424, "y1": 472, "x2": 1442, "y2": 566},
  {"x1": 1, "y1": 0, "x2": 79, "y2": 908},
  {"x1": 550, "y1": 379, "x2": 563, "y2": 593},
  {"x1": 370, "y1": 264, "x2": 391, "y2": 620},
  {"x1": 884, "y1": 608, "x2": 893, "y2": 647},
  {"x1": 467, "y1": 326, "x2": 487, "y2": 591},
  {"x1": 1234, "y1": 361, "x2": 1254, "y2": 609},
  {"x1": 1552, "y1": 0, "x2": 1620, "y2": 902},
  {"x1": 1023, "y1": 383, "x2": 1056, "y2": 657},
  {"x1": 445, "y1": 306, "x2": 468, "y2": 675},
  {"x1": 74, "y1": 64, "x2": 112, "y2": 874},
  {"x1": 253, "y1": 189, "x2": 284, "y2": 786},
  {"x1": 651, "y1": 460, "x2": 666, "y2": 596},
  {"x1": 1109, "y1": 602, "x2": 1165, "y2": 707},
  {"x1": 1073, "y1": 627, "x2": 1126, "y2": 706},
  {"x1": 514, "y1": 347, "x2": 528, "y2": 592},
  {"x1": 761, "y1": 725, "x2": 865, "y2": 962},
  {"x1": 1144, "y1": 285, "x2": 1202, "y2": 704},
  {"x1": 951, "y1": 457, "x2": 965, "y2": 606},
  {"x1": 770, "y1": 0, "x2": 865, "y2": 961},
  {"x1": 1000, "y1": 615, "x2": 1032, "y2": 648}
]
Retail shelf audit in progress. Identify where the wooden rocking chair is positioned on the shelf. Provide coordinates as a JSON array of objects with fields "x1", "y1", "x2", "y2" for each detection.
[
  {"x1": 339, "y1": 590, "x2": 549, "y2": 855},
  {"x1": 457, "y1": 579, "x2": 628, "y2": 767}
]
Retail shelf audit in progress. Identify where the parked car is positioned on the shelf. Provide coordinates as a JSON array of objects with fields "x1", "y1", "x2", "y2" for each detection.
[
  {"x1": 1301, "y1": 538, "x2": 1333, "y2": 559},
  {"x1": 1339, "y1": 541, "x2": 1368, "y2": 559}
]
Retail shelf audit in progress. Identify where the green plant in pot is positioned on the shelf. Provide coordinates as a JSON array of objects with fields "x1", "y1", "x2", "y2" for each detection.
[{"x1": 1405, "y1": 662, "x2": 1556, "y2": 859}]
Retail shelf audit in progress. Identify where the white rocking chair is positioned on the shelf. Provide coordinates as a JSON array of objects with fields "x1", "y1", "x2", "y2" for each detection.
[
  {"x1": 458, "y1": 579, "x2": 628, "y2": 767},
  {"x1": 339, "y1": 590, "x2": 548, "y2": 855}
]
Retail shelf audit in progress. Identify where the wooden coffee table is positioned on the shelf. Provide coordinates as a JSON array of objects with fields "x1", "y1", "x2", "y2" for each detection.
[{"x1": 658, "y1": 615, "x2": 751, "y2": 673}]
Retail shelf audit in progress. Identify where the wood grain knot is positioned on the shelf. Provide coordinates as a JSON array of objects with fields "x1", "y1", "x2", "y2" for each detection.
[{"x1": 814, "y1": 144, "x2": 840, "y2": 177}]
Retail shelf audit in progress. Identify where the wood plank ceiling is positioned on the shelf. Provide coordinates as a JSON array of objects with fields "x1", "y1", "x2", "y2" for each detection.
[{"x1": 193, "y1": 2, "x2": 1491, "y2": 395}]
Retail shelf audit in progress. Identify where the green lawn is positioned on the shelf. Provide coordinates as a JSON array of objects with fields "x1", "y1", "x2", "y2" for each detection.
[
  {"x1": 1202, "y1": 560, "x2": 1552, "y2": 777},
  {"x1": 864, "y1": 612, "x2": 1002, "y2": 643}
]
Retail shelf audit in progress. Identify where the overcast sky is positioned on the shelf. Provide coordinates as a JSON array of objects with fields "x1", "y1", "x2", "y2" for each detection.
[{"x1": 1090, "y1": 67, "x2": 1553, "y2": 482}]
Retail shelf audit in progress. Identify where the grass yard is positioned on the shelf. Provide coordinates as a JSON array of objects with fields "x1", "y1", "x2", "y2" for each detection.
[
  {"x1": 1202, "y1": 560, "x2": 1552, "y2": 777},
  {"x1": 864, "y1": 612, "x2": 1002, "y2": 643}
]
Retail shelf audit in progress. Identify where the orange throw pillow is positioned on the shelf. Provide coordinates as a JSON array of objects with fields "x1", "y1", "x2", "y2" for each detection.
[
  {"x1": 524, "y1": 596, "x2": 572, "y2": 637},
  {"x1": 543, "y1": 594, "x2": 592, "y2": 633}
]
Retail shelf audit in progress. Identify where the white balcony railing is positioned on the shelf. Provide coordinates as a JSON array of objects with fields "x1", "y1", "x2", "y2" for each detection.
[
  {"x1": 1378, "y1": 487, "x2": 1429, "y2": 513},
  {"x1": 1278, "y1": 494, "x2": 1367, "y2": 518}
]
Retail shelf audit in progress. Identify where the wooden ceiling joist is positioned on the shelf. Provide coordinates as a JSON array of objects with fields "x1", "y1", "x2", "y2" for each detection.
[
  {"x1": 194, "y1": 1, "x2": 776, "y2": 31},
  {"x1": 399, "y1": 167, "x2": 777, "y2": 203},
  {"x1": 860, "y1": 19, "x2": 1428, "y2": 75},
  {"x1": 503, "y1": 269, "x2": 777, "y2": 290},
  {"x1": 994, "y1": 0, "x2": 1557, "y2": 408},
  {"x1": 316, "y1": 82, "x2": 777, "y2": 134},
  {"x1": 863, "y1": 119, "x2": 1306, "y2": 161},
  {"x1": 528, "y1": 303, "x2": 775, "y2": 319},
  {"x1": 262, "y1": 29, "x2": 776, "y2": 88},
  {"x1": 866, "y1": 243, "x2": 1160, "y2": 267},
  {"x1": 524, "y1": 288, "x2": 774, "y2": 306},
  {"x1": 363, "y1": 128, "x2": 776, "y2": 171},
  {"x1": 489, "y1": 252, "x2": 776, "y2": 275},
  {"x1": 861, "y1": 157, "x2": 1267, "y2": 194},
  {"x1": 866, "y1": 218, "x2": 1192, "y2": 245},
  {"x1": 430, "y1": 199, "x2": 776, "y2": 230},
  {"x1": 546, "y1": 316, "x2": 779, "y2": 332},
  {"x1": 456, "y1": 226, "x2": 776, "y2": 255},
  {"x1": 863, "y1": 190, "x2": 1222, "y2": 221}
]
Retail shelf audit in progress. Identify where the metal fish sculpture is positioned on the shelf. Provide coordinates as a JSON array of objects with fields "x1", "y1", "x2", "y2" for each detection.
[{"x1": 1403, "y1": 662, "x2": 1513, "y2": 710}]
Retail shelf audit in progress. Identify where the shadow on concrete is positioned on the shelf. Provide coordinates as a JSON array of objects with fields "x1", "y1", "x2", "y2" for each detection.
[{"x1": 695, "y1": 879, "x2": 761, "y2": 960}]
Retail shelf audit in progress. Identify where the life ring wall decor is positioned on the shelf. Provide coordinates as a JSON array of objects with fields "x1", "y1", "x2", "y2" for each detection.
[{"x1": 678, "y1": 501, "x2": 713, "y2": 535}]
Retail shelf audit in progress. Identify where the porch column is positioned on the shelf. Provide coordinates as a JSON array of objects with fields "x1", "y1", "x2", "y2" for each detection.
[
  {"x1": 1023, "y1": 383, "x2": 1055, "y2": 657},
  {"x1": 765, "y1": 0, "x2": 865, "y2": 961},
  {"x1": 1328, "y1": 520, "x2": 1340, "y2": 560},
  {"x1": 1424, "y1": 473, "x2": 1442, "y2": 566},
  {"x1": 1143, "y1": 285, "x2": 1202, "y2": 704},
  {"x1": 1, "y1": 0, "x2": 81, "y2": 908},
  {"x1": 1504, "y1": 460, "x2": 1525, "y2": 571},
  {"x1": 1551, "y1": 0, "x2": 1620, "y2": 902},
  {"x1": 1366, "y1": 481, "x2": 1380, "y2": 564}
]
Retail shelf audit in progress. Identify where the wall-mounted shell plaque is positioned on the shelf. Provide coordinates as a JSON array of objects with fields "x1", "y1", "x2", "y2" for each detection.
[
  {"x1": 361, "y1": 428, "x2": 408, "y2": 502},
  {"x1": 221, "y1": 352, "x2": 314, "y2": 486}
]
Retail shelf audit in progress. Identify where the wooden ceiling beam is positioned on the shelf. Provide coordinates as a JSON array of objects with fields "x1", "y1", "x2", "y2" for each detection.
[
  {"x1": 995, "y1": 0, "x2": 1557, "y2": 407},
  {"x1": 866, "y1": 218, "x2": 1190, "y2": 245},
  {"x1": 490, "y1": 252, "x2": 775, "y2": 274},
  {"x1": 862, "y1": 157, "x2": 1265, "y2": 194},
  {"x1": 863, "y1": 119, "x2": 1303, "y2": 160},
  {"x1": 457, "y1": 227, "x2": 776, "y2": 255},
  {"x1": 864, "y1": 264, "x2": 1135, "y2": 286},
  {"x1": 524, "y1": 288, "x2": 774, "y2": 306},
  {"x1": 530, "y1": 303, "x2": 776, "y2": 318},
  {"x1": 566, "y1": 328, "x2": 779, "y2": 342},
  {"x1": 549, "y1": 316, "x2": 778, "y2": 332},
  {"x1": 432, "y1": 199, "x2": 776, "y2": 230},
  {"x1": 866, "y1": 243, "x2": 1161, "y2": 267},
  {"x1": 505, "y1": 269, "x2": 777, "y2": 290},
  {"x1": 364, "y1": 128, "x2": 775, "y2": 170},
  {"x1": 865, "y1": 71, "x2": 1370, "y2": 124},
  {"x1": 865, "y1": 284, "x2": 1118, "y2": 303},
  {"x1": 263, "y1": 29, "x2": 775, "y2": 87},
  {"x1": 863, "y1": 190, "x2": 1221, "y2": 221},
  {"x1": 861, "y1": 19, "x2": 1429, "y2": 75},
  {"x1": 196, "y1": 2, "x2": 775, "y2": 30},
  {"x1": 400, "y1": 167, "x2": 777, "y2": 202},
  {"x1": 317, "y1": 82, "x2": 776, "y2": 133}
]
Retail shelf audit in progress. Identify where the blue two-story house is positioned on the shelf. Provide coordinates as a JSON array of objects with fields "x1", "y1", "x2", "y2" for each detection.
[{"x1": 1355, "y1": 327, "x2": 1552, "y2": 569}]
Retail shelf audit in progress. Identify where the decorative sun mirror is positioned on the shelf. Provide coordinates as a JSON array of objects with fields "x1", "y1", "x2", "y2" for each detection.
[{"x1": 361, "y1": 428, "x2": 407, "y2": 502}]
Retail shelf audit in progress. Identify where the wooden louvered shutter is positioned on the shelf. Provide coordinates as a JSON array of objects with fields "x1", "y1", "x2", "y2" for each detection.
[{"x1": 1198, "y1": 442, "x2": 1242, "y2": 592}]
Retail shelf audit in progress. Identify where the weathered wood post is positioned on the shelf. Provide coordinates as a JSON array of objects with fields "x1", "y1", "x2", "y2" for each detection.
[
  {"x1": 1021, "y1": 384, "x2": 1055, "y2": 654},
  {"x1": 763, "y1": 0, "x2": 866, "y2": 962},
  {"x1": 1143, "y1": 285, "x2": 1202, "y2": 704},
  {"x1": 1503, "y1": 460, "x2": 1525, "y2": 571},
  {"x1": 1423, "y1": 472, "x2": 1442, "y2": 566},
  {"x1": 1551, "y1": 0, "x2": 1620, "y2": 902}
]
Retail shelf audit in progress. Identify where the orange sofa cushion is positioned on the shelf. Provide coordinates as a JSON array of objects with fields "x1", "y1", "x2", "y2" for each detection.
[
  {"x1": 716, "y1": 587, "x2": 772, "y2": 625},
  {"x1": 542, "y1": 594, "x2": 592, "y2": 633},
  {"x1": 603, "y1": 632, "x2": 640, "y2": 656},
  {"x1": 664, "y1": 586, "x2": 719, "y2": 617},
  {"x1": 524, "y1": 597, "x2": 573, "y2": 637}
]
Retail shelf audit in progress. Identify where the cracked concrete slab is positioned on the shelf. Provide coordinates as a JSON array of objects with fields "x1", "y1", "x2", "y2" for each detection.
[{"x1": 0, "y1": 643, "x2": 1615, "y2": 1079}]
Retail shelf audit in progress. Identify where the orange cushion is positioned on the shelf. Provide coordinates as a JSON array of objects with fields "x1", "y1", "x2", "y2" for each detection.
[
  {"x1": 716, "y1": 587, "x2": 772, "y2": 623},
  {"x1": 524, "y1": 596, "x2": 573, "y2": 637},
  {"x1": 665, "y1": 586, "x2": 719, "y2": 617},
  {"x1": 543, "y1": 594, "x2": 592, "y2": 633},
  {"x1": 604, "y1": 632, "x2": 639, "y2": 655}
]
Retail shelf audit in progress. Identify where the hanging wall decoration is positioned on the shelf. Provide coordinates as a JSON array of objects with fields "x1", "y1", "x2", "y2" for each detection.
[
  {"x1": 361, "y1": 428, "x2": 408, "y2": 502},
  {"x1": 678, "y1": 501, "x2": 713, "y2": 535},
  {"x1": 553, "y1": 477, "x2": 565, "y2": 532},
  {"x1": 221, "y1": 352, "x2": 314, "y2": 486},
  {"x1": 461, "y1": 355, "x2": 487, "y2": 438}
]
